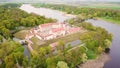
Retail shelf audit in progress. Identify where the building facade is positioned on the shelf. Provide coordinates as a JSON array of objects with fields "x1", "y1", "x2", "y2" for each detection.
[{"x1": 26, "y1": 22, "x2": 81, "y2": 40}]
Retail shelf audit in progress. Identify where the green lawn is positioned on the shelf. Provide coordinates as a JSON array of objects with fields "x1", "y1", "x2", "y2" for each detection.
[
  {"x1": 30, "y1": 37, "x2": 46, "y2": 50},
  {"x1": 100, "y1": 17, "x2": 120, "y2": 24},
  {"x1": 14, "y1": 30, "x2": 29, "y2": 39}
]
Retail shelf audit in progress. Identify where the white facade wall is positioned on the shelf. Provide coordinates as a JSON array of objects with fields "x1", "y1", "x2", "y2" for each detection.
[
  {"x1": 52, "y1": 30, "x2": 66, "y2": 37},
  {"x1": 62, "y1": 31, "x2": 66, "y2": 35},
  {"x1": 36, "y1": 35, "x2": 42, "y2": 40},
  {"x1": 52, "y1": 24, "x2": 61, "y2": 28},
  {"x1": 45, "y1": 35, "x2": 54, "y2": 40},
  {"x1": 39, "y1": 26, "x2": 52, "y2": 32},
  {"x1": 28, "y1": 35, "x2": 34, "y2": 39}
]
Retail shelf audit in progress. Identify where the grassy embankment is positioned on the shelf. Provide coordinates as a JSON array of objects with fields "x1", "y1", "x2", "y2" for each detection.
[
  {"x1": 100, "y1": 17, "x2": 120, "y2": 24},
  {"x1": 79, "y1": 5, "x2": 120, "y2": 10},
  {"x1": 14, "y1": 30, "x2": 29, "y2": 39},
  {"x1": 82, "y1": 5, "x2": 120, "y2": 24}
]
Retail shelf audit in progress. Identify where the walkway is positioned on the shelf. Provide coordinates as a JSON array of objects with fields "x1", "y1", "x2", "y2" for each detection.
[{"x1": 68, "y1": 43, "x2": 88, "y2": 52}]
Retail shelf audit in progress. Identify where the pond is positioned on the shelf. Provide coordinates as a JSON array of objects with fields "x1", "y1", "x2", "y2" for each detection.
[{"x1": 13, "y1": 37, "x2": 30, "y2": 60}]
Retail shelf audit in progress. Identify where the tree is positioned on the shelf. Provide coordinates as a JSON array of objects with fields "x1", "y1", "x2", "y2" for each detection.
[
  {"x1": 104, "y1": 39, "x2": 112, "y2": 48},
  {"x1": 4, "y1": 55, "x2": 17, "y2": 68},
  {"x1": 86, "y1": 40, "x2": 95, "y2": 50},
  {"x1": 81, "y1": 53, "x2": 87, "y2": 62},
  {"x1": 97, "y1": 46, "x2": 103, "y2": 54},
  {"x1": 56, "y1": 61, "x2": 69, "y2": 68},
  {"x1": 30, "y1": 48, "x2": 47, "y2": 68},
  {"x1": 22, "y1": 57, "x2": 29, "y2": 68},
  {"x1": 0, "y1": 35, "x2": 3, "y2": 42},
  {"x1": 0, "y1": 4, "x2": 55, "y2": 39},
  {"x1": 0, "y1": 41, "x2": 24, "y2": 68},
  {"x1": 46, "y1": 57, "x2": 56, "y2": 68}
]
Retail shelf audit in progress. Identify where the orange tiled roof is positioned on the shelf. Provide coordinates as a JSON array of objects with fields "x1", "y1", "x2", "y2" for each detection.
[{"x1": 52, "y1": 28, "x2": 64, "y2": 32}]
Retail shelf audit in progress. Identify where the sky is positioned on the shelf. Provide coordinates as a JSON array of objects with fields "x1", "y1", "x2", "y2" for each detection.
[
  {"x1": 0, "y1": 0, "x2": 120, "y2": 2},
  {"x1": 64, "y1": 0, "x2": 120, "y2": 2}
]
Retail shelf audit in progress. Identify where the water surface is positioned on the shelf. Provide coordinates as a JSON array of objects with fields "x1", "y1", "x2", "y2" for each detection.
[
  {"x1": 20, "y1": 4, "x2": 75, "y2": 22},
  {"x1": 86, "y1": 19, "x2": 120, "y2": 68}
]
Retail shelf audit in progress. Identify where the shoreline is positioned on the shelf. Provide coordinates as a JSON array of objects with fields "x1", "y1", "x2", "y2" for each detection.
[
  {"x1": 20, "y1": 4, "x2": 75, "y2": 22},
  {"x1": 79, "y1": 53, "x2": 111, "y2": 68},
  {"x1": 96, "y1": 17, "x2": 120, "y2": 25}
]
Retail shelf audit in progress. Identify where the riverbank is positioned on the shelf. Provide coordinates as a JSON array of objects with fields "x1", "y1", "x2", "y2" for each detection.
[
  {"x1": 20, "y1": 4, "x2": 75, "y2": 22},
  {"x1": 98, "y1": 17, "x2": 120, "y2": 25},
  {"x1": 79, "y1": 53, "x2": 111, "y2": 68}
]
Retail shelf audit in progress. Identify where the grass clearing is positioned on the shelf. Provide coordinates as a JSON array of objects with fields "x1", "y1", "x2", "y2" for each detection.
[
  {"x1": 80, "y1": 5, "x2": 120, "y2": 10},
  {"x1": 14, "y1": 30, "x2": 29, "y2": 39},
  {"x1": 100, "y1": 17, "x2": 120, "y2": 24},
  {"x1": 30, "y1": 37, "x2": 46, "y2": 50}
]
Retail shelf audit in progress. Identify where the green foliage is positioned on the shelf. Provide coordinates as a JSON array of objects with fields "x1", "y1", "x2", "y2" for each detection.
[
  {"x1": 0, "y1": 41, "x2": 24, "y2": 68},
  {"x1": 81, "y1": 22, "x2": 96, "y2": 31},
  {"x1": 104, "y1": 39, "x2": 112, "y2": 48},
  {"x1": 66, "y1": 15, "x2": 87, "y2": 25},
  {"x1": 0, "y1": 35, "x2": 3, "y2": 42},
  {"x1": 86, "y1": 49, "x2": 97, "y2": 59},
  {"x1": 56, "y1": 61, "x2": 69, "y2": 68},
  {"x1": 4, "y1": 55, "x2": 17, "y2": 68},
  {"x1": 46, "y1": 57, "x2": 56, "y2": 68},
  {"x1": 80, "y1": 26, "x2": 112, "y2": 50},
  {"x1": 22, "y1": 57, "x2": 29, "y2": 68},
  {"x1": 0, "y1": 4, "x2": 55, "y2": 39},
  {"x1": 79, "y1": 46, "x2": 86, "y2": 53},
  {"x1": 81, "y1": 53, "x2": 88, "y2": 62},
  {"x1": 97, "y1": 46, "x2": 104, "y2": 54},
  {"x1": 67, "y1": 16, "x2": 97, "y2": 31},
  {"x1": 86, "y1": 40, "x2": 98, "y2": 50},
  {"x1": 0, "y1": 3, "x2": 21, "y2": 9},
  {"x1": 33, "y1": 3, "x2": 120, "y2": 24}
]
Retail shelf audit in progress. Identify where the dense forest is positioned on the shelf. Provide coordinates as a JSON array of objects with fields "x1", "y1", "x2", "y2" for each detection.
[
  {"x1": 33, "y1": 3, "x2": 120, "y2": 23},
  {"x1": 0, "y1": 4, "x2": 55, "y2": 41}
]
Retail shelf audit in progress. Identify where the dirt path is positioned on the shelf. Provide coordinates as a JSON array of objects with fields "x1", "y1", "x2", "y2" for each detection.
[{"x1": 79, "y1": 53, "x2": 111, "y2": 68}]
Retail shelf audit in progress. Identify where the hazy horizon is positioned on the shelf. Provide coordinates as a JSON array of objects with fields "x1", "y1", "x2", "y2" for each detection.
[{"x1": 0, "y1": 0, "x2": 120, "y2": 2}]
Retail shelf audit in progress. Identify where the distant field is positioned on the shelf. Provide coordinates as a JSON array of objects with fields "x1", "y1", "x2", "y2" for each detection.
[
  {"x1": 75, "y1": 3, "x2": 120, "y2": 10},
  {"x1": 80, "y1": 5, "x2": 120, "y2": 10},
  {"x1": 33, "y1": 2, "x2": 120, "y2": 10},
  {"x1": 100, "y1": 17, "x2": 120, "y2": 24},
  {"x1": 71, "y1": 2, "x2": 120, "y2": 10}
]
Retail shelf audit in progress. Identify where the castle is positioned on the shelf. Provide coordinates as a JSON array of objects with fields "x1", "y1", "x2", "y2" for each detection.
[{"x1": 25, "y1": 22, "x2": 80, "y2": 40}]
